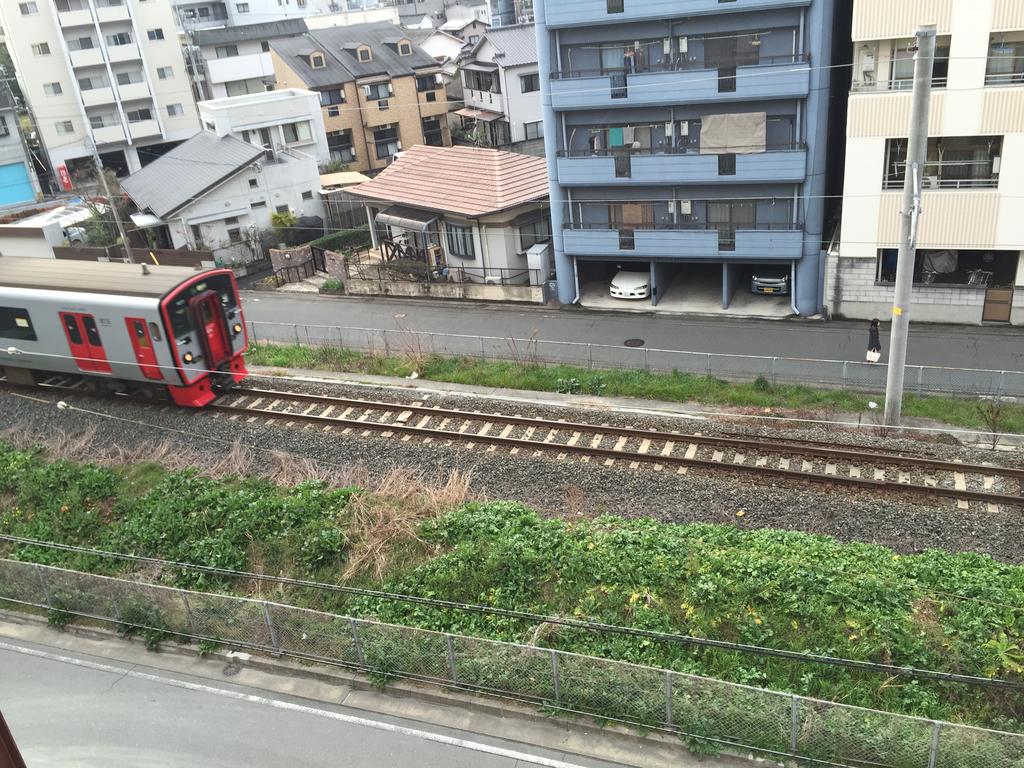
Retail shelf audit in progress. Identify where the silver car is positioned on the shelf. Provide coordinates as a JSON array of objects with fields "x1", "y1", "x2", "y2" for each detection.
[{"x1": 750, "y1": 269, "x2": 790, "y2": 295}]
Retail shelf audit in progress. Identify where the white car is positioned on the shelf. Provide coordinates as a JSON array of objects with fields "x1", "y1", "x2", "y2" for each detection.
[{"x1": 610, "y1": 269, "x2": 651, "y2": 300}]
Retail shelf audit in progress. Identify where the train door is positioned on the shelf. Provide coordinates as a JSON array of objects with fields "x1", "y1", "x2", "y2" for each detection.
[
  {"x1": 125, "y1": 317, "x2": 164, "y2": 380},
  {"x1": 188, "y1": 291, "x2": 230, "y2": 369},
  {"x1": 60, "y1": 312, "x2": 112, "y2": 374}
]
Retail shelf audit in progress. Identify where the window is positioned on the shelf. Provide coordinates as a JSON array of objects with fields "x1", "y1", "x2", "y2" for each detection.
[
  {"x1": 19, "y1": 2, "x2": 38, "y2": 15},
  {"x1": 216, "y1": 45, "x2": 239, "y2": 58},
  {"x1": 248, "y1": 178, "x2": 259, "y2": 188},
  {"x1": 520, "y1": 73, "x2": 540, "y2": 93},
  {"x1": 251, "y1": 200, "x2": 266, "y2": 208},
  {"x1": 157, "y1": 66, "x2": 174, "y2": 80},
  {"x1": 883, "y1": 136, "x2": 1003, "y2": 189},
  {"x1": 362, "y1": 82, "x2": 391, "y2": 101},
  {"x1": 197, "y1": 6, "x2": 210, "y2": 15},
  {"x1": 517, "y1": 216, "x2": 551, "y2": 252},
  {"x1": 224, "y1": 216, "x2": 239, "y2": 226},
  {"x1": 43, "y1": 82, "x2": 63, "y2": 96},
  {"x1": 357, "y1": 46, "x2": 372, "y2": 62},
  {"x1": 422, "y1": 116, "x2": 444, "y2": 146},
  {"x1": 876, "y1": 248, "x2": 1020, "y2": 286},
  {"x1": 301, "y1": 190, "x2": 313, "y2": 200},
  {"x1": 310, "y1": 53, "x2": 325, "y2": 68},
  {"x1": 319, "y1": 88, "x2": 345, "y2": 105},
  {"x1": 890, "y1": 38, "x2": 950, "y2": 89},
  {"x1": 167, "y1": 103, "x2": 184, "y2": 116},
  {"x1": 986, "y1": 35, "x2": 1024, "y2": 85},
  {"x1": 0, "y1": 307, "x2": 37, "y2": 342},
  {"x1": 261, "y1": 41, "x2": 270, "y2": 52},
  {"x1": 718, "y1": 153, "x2": 736, "y2": 176},
  {"x1": 373, "y1": 124, "x2": 399, "y2": 159},
  {"x1": 31, "y1": 43, "x2": 51, "y2": 56},
  {"x1": 282, "y1": 120, "x2": 312, "y2": 143},
  {"x1": 78, "y1": 77, "x2": 98, "y2": 90},
  {"x1": 327, "y1": 129, "x2": 355, "y2": 162},
  {"x1": 236, "y1": 2, "x2": 250, "y2": 10},
  {"x1": 607, "y1": 0, "x2": 623, "y2": 12},
  {"x1": 228, "y1": 228, "x2": 242, "y2": 244},
  {"x1": 297, "y1": 0, "x2": 306, "y2": 6},
  {"x1": 0, "y1": 116, "x2": 8, "y2": 137},
  {"x1": 399, "y1": 41, "x2": 412, "y2": 56},
  {"x1": 445, "y1": 222, "x2": 475, "y2": 258},
  {"x1": 468, "y1": 35, "x2": 479, "y2": 45},
  {"x1": 116, "y1": 71, "x2": 143, "y2": 85},
  {"x1": 523, "y1": 121, "x2": 543, "y2": 141},
  {"x1": 67, "y1": 37, "x2": 94, "y2": 51},
  {"x1": 416, "y1": 74, "x2": 438, "y2": 92},
  {"x1": 89, "y1": 115, "x2": 111, "y2": 129},
  {"x1": 106, "y1": 32, "x2": 132, "y2": 46},
  {"x1": 327, "y1": 106, "x2": 340, "y2": 117},
  {"x1": 126, "y1": 108, "x2": 152, "y2": 122},
  {"x1": 147, "y1": 29, "x2": 164, "y2": 41},
  {"x1": 464, "y1": 69, "x2": 500, "y2": 93},
  {"x1": 276, "y1": 205, "x2": 289, "y2": 214},
  {"x1": 55, "y1": 121, "x2": 74, "y2": 135}
]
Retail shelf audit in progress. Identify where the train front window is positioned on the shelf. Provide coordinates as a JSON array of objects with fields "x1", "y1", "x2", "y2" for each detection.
[
  {"x1": 168, "y1": 274, "x2": 238, "y2": 339},
  {"x1": 0, "y1": 306, "x2": 37, "y2": 342}
]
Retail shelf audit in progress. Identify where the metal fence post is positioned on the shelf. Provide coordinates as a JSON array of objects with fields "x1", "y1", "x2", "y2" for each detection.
[
  {"x1": 916, "y1": 366, "x2": 924, "y2": 396},
  {"x1": 927, "y1": 721, "x2": 942, "y2": 768},
  {"x1": 999, "y1": 370, "x2": 1006, "y2": 397},
  {"x1": 33, "y1": 563, "x2": 51, "y2": 608},
  {"x1": 644, "y1": 347, "x2": 650, "y2": 372},
  {"x1": 587, "y1": 343, "x2": 593, "y2": 370},
  {"x1": 771, "y1": 357, "x2": 777, "y2": 386},
  {"x1": 790, "y1": 695, "x2": 800, "y2": 754},
  {"x1": 249, "y1": 321, "x2": 258, "y2": 343},
  {"x1": 841, "y1": 361, "x2": 848, "y2": 387},
  {"x1": 550, "y1": 650, "x2": 561, "y2": 705},
  {"x1": 664, "y1": 671, "x2": 673, "y2": 727},
  {"x1": 294, "y1": 323, "x2": 300, "y2": 345},
  {"x1": 429, "y1": 332, "x2": 435, "y2": 354},
  {"x1": 705, "y1": 353, "x2": 711, "y2": 375},
  {"x1": 180, "y1": 592, "x2": 196, "y2": 636},
  {"x1": 262, "y1": 602, "x2": 280, "y2": 652},
  {"x1": 350, "y1": 618, "x2": 365, "y2": 666},
  {"x1": 446, "y1": 634, "x2": 458, "y2": 683},
  {"x1": 479, "y1": 335, "x2": 486, "y2": 360}
]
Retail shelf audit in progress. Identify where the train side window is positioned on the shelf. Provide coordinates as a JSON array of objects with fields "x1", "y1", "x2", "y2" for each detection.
[
  {"x1": 0, "y1": 306, "x2": 38, "y2": 342},
  {"x1": 82, "y1": 316, "x2": 103, "y2": 346},
  {"x1": 132, "y1": 320, "x2": 151, "y2": 349},
  {"x1": 148, "y1": 322, "x2": 163, "y2": 342},
  {"x1": 63, "y1": 314, "x2": 83, "y2": 344}
]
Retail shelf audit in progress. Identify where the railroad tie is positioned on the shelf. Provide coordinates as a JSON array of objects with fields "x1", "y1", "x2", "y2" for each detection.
[
  {"x1": 499, "y1": 424, "x2": 514, "y2": 438},
  {"x1": 361, "y1": 430, "x2": 372, "y2": 437},
  {"x1": 983, "y1": 476, "x2": 995, "y2": 491},
  {"x1": 381, "y1": 431, "x2": 393, "y2": 438},
  {"x1": 357, "y1": 410, "x2": 373, "y2": 423},
  {"x1": 249, "y1": 398, "x2": 264, "y2": 408},
  {"x1": 733, "y1": 453, "x2": 745, "y2": 465},
  {"x1": 510, "y1": 447, "x2": 519, "y2": 454},
  {"x1": 953, "y1": 472, "x2": 967, "y2": 491},
  {"x1": 873, "y1": 468, "x2": 885, "y2": 481},
  {"x1": 923, "y1": 475, "x2": 936, "y2": 487},
  {"x1": 898, "y1": 471, "x2": 910, "y2": 485},
  {"x1": 988, "y1": 504, "x2": 1000, "y2": 514},
  {"x1": 401, "y1": 435, "x2": 411, "y2": 442},
  {"x1": 268, "y1": 399, "x2": 281, "y2": 410},
  {"x1": 661, "y1": 441, "x2": 674, "y2": 456},
  {"x1": 477, "y1": 423, "x2": 492, "y2": 436},
  {"x1": 458, "y1": 420, "x2": 471, "y2": 434},
  {"x1": 712, "y1": 450, "x2": 724, "y2": 462},
  {"x1": 638, "y1": 439, "x2": 651, "y2": 455},
  {"x1": 957, "y1": 500, "x2": 970, "y2": 510},
  {"x1": 778, "y1": 458, "x2": 790, "y2": 470},
  {"x1": 629, "y1": 461, "x2": 640, "y2": 469},
  {"x1": 568, "y1": 432, "x2": 581, "y2": 446},
  {"x1": 321, "y1": 406, "x2": 335, "y2": 418},
  {"x1": 801, "y1": 460, "x2": 813, "y2": 473},
  {"x1": 438, "y1": 418, "x2": 451, "y2": 430},
  {"x1": 544, "y1": 429, "x2": 558, "y2": 444},
  {"x1": 339, "y1": 407, "x2": 354, "y2": 419},
  {"x1": 302, "y1": 404, "x2": 317, "y2": 415},
  {"x1": 228, "y1": 396, "x2": 247, "y2": 407},
  {"x1": 825, "y1": 463, "x2": 836, "y2": 476},
  {"x1": 849, "y1": 466, "x2": 861, "y2": 478},
  {"x1": 415, "y1": 415, "x2": 431, "y2": 428},
  {"x1": 523, "y1": 426, "x2": 536, "y2": 440},
  {"x1": 396, "y1": 410, "x2": 412, "y2": 423},
  {"x1": 591, "y1": 434, "x2": 604, "y2": 448},
  {"x1": 246, "y1": 416, "x2": 257, "y2": 423},
  {"x1": 685, "y1": 444, "x2": 697, "y2": 459},
  {"x1": 613, "y1": 436, "x2": 628, "y2": 452}
]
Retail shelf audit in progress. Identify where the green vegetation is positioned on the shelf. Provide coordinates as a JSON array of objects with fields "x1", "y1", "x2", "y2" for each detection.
[
  {"x1": 306, "y1": 226, "x2": 371, "y2": 253},
  {"x1": 1, "y1": 443, "x2": 1023, "y2": 732},
  {"x1": 245, "y1": 343, "x2": 1024, "y2": 433},
  {"x1": 319, "y1": 278, "x2": 345, "y2": 295}
]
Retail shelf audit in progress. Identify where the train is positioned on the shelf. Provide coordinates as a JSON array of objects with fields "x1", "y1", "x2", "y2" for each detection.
[{"x1": 0, "y1": 256, "x2": 248, "y2": 407}]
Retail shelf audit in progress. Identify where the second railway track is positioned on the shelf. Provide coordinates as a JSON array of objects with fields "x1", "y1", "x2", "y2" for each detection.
[{"x1": 210, "y1": 386, "x2": 1024, "y2": 509}]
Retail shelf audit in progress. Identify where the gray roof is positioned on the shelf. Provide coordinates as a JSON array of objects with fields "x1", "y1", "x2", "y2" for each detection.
[
  {"x1": 120, "y1": 131, "x2": 263, "y2": 219},
  {"x1": 0, "y1": 85, "x2": 15, "y2": 112},
  {"x1": 194, "y1": 18, "x2": 307, "y2": 47},
  {"x1": 270, "y1": 22, "x2": 438, "y2": 88},
  {"x1": 0, "y1": 256, "x2": 209, "y2": 298},
  {"x1": 472, "y1": 24, "x2": 536, "y2": 67}
]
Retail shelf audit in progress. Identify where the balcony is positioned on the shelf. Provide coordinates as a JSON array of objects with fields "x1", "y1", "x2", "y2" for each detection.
[
  {"x1": 93, "y1": 123, "x2": 126, "y2": 144},
  {"x1": 543, "y1": 0, "x2": 811, "y2": 28},
  {"x1": 550, "y1": 57, "x2": 810, "y2": 110},
  {"x1": 117, "y1": 82, "x2": 150, "y2": 101},
  {"x1": 106, "y1": 43, "x2": 141, "y2": 64},
  {"x1": 129, "y1": 119, "x2": 161, "y2": 140},
  {"x1": 81, "y1": 86, "x2": 116, "y2": 107},
  {"x1": 464, "y1": 88, "x2": 505, "y2": 114},
  {"x1": 58, "y1": 8, "x2": 93, "y2": 27},
  {"x1": 70, "y1": 48, "x2": 104, "y2": 68},
  {"x1": 96, "y1": 4, "x2": 131, "y2": 23},
  {"x1": 562, "y1": 223, "x2": 803, "y2": 260},
  {"x1": 556, "y1": 146, "x2": 807, "y2": 185},
  {"x1": 205, "y1": 52, "x2": 274, "y2": 85}
]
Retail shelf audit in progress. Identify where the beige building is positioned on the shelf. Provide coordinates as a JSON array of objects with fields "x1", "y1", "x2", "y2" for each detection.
[
  {"x1": 269, "y1": 22, "x2": 451, "y2": 176},
  {"x1": 0, "y1": 0, "x2": 200, "y2": 178},
  {"x1": 829, "y1": 0, "x2": 1024, "y2": 325}
]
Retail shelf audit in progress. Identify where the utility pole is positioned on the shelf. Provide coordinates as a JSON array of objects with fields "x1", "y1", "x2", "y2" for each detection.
[
  {"x1": 883, "y1": 25, "x2": 936, "y2": 428},
  {"x1": 87, "y1": 136, "x2": 135, "y2": 264}
]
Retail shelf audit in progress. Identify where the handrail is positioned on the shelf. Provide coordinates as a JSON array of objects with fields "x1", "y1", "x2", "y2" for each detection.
[
  {"x1": 551, "y1": 53, "x2": 809, "y2": 80},
  {"x1": 557, "y1": 142, "x2": 807, "y2": 157}
]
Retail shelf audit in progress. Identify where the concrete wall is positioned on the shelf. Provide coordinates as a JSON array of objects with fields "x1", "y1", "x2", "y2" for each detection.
[{"x1": 0, "y1": 226, "x2": 57, "y2": 258}]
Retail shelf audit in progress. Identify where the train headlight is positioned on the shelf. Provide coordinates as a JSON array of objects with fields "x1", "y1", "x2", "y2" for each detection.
[
  {"x1": 232, "y1": 323, "x2": 242, "y2": 335},
  {"x1": 183, "y1": 352, "x2": 195, "y2": 364}
]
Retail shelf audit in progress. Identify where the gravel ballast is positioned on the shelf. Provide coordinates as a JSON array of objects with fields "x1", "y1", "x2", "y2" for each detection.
[{"x1": 1, "y1": 379, "x2": 1021, "y2": 564}]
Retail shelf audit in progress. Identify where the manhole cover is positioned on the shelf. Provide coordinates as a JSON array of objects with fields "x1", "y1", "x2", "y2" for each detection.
[{"x1": 623, "y1": 338, "x2": 645, "y2": 348}]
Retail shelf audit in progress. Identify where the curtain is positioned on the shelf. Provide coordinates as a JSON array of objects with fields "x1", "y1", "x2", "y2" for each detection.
[{"x1": 700, "y1": 112, "x2": 767, "y2": 154}]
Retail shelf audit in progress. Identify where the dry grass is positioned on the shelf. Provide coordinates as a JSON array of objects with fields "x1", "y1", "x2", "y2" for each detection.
[{"x1": 342, "y1": 468, "x2": 474, "y2": 582}]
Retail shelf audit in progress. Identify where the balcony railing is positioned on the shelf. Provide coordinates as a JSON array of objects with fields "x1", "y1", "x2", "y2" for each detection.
[
  {"x1": 983, "y1": 72, "x2": 1024, "y2": 86},
  {"x1": 565, "y1": 220, "x2": 802, "y2": 232},
  {"x1": 557, "y1": 141, "x2": 806, "y2": 158},
  {"x1": 851, "y1": 77, "x2": 948, "y2": 93},
  {"x1": 550, "y1": 53, "x2": 808, "y2": 81},
  {"x1": 881, "y1": 177, "x2": 999, "y2": 190}
]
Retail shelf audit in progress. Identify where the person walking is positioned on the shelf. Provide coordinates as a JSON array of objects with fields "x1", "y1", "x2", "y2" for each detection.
[{"x1": 866, "y1": 319, "x2": 882, "y2": 363}]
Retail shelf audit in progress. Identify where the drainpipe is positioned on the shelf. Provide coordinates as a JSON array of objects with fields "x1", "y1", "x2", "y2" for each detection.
[
  {"x1": 790, "y1": 260, "x2": 800, "y2": 316},
  {"x1": 572, "y1": 254, "x2": 580, "y2": 304}
]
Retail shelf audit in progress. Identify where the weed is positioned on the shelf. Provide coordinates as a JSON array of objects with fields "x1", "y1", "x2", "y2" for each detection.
[
  {"x1": 197, "y1": 638, "x2": 222, "y2": 657},
  {"x1": 752, "y1": 376, "x2": 772, "y2": 393},
  {"x1": 320, "y1": 278, "x2": 345, "y2": 295},
  {"x1": 46, "y1": 594, "x2": 75, "y2": 630},
  {"x1": 118, "y1": 600, "x2": 171, "y2": 651},
  {"x1": 584, "y1": 375, "x2": 607, "y2": 396},
  {"x1": 555, "y1": 378, "x2": 581, "y2": 395}
]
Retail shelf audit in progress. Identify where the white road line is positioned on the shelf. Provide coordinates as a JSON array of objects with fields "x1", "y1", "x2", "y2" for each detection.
[{"x1": 0, "y1": 641, "x2": 591, "y2": 768}]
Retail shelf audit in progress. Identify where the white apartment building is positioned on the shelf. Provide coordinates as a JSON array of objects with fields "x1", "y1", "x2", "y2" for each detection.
[
  {"x1": 0, "y1": 0, "x2": 201, "y2": 179},
  {"x1": 830, "y1": 0, "x2": 1024, "y2": 325},
  {"x1": 173, "y1": 0, "x2": 398, "y2": 33},
  {"x1": 194, "y1": 19, "x2": 308, "y2": 99},
  {"x1": 198, "y1": 87, "x2": 329, "y2": 166}
]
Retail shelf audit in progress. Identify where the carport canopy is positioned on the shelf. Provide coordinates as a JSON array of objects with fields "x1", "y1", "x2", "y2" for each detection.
[
  {"x1": 375, "y1": 205, "x2": 438, "y2": 231},
  {"x1": 454, "y1": 107, "x2": 503, "y2": 122}
]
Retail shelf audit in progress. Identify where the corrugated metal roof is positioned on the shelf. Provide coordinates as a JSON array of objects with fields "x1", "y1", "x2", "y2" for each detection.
[
  {"x1": 346, "y1": 144, "x2": 548, "y2": 217},
  {"x1": 194, "y1": 18, "x2": 307, "y2": 47},
  {"x1": 120, "y1": 131, "x2": 263, "y2": 219},
  {"x1": 476, "y1": 24, "x2": 537, "y2": 66},
  {"x1": 0, "y1": 256, "x2": 206, "y2": 298}
]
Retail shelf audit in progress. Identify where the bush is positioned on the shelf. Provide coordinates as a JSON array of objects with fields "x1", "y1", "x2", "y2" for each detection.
[
  {"x1": 320, "y1": 278, "x2": 345, "y2": 295},
  {"x1": 307, "y1": 227, "x2": 371, "y2": 253}
]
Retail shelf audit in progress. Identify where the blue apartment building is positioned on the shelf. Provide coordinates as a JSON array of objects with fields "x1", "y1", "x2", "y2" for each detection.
[{"x1": 534, "y1": 0, "x2": 836, "y2": 314}]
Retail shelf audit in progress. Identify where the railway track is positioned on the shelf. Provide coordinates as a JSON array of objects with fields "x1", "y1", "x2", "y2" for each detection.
[{"x1": 207, "y1": 386, "x2": 1024, "y2": 510}]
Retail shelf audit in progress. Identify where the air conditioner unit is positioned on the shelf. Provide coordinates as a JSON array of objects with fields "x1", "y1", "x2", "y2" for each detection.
[
  {"x1": 679, "y1": 121, "x2": 689, "y2": 136},
  {"x1": 676, "y1": 199, "x2": 692, "y2": 215}
]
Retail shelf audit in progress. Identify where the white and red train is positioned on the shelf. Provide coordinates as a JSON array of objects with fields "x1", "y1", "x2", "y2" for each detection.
[{"x1": 0, "y1": 256, "x2": 248, "y2": 407}]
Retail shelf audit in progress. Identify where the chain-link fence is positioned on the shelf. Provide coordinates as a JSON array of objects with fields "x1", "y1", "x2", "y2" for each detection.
[
  {"x1": 2, "y1": 559, "x2": 1021, "y2": 768},
  {"x1": 246, "y1": 321, "x2": 1024, "y2": 399}
]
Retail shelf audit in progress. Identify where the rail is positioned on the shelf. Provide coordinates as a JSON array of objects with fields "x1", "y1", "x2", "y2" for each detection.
[
  {"x1": 563, "y1": 220, "x2": 803, "y2": 232},
  {"x1": 550, "y1": 53, "x2": 809, "y2": 80},
  {"x1": 2, "y1": 559, "x2": 1021, "y2": 768},
  {"x1": 244, "y1": 321, "x2": 1024, "y2": 399},
  {"x1": 557, "y1": 142, "x2": 807, "y2": 157}
]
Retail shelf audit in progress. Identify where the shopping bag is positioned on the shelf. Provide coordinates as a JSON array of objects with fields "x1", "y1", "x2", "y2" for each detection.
[{"x1": 866, "y1": 349, "x2": 881, "y2": 363}]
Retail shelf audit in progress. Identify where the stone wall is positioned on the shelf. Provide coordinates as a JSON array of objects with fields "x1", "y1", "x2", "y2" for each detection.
[{"x1": 269, "y1": 245, "x2": 312, "y2": 274}]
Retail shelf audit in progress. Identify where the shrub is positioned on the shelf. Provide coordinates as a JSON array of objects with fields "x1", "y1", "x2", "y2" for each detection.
[{"x1": 320, "y1": 277, "x2": 345, "y2": 295}]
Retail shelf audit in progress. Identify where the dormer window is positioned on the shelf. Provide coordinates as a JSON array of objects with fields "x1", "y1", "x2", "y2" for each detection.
[
  {"x1": 310, "y1": 52, "x2": 325, "y2": 68},
  {"x1": 398, "y1": 40, "x2": 412, "y2": 56},
  {"x1": 357, "y1": 45, "x2": 372, "y2": 62}
]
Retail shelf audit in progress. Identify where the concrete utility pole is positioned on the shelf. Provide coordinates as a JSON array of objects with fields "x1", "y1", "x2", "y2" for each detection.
[
  {"x1": 88, "y1": 136, "x2": 135, "y2": 264},
  {"x1": 883, "y1": 25, "x2": 936, "y2": 427}
]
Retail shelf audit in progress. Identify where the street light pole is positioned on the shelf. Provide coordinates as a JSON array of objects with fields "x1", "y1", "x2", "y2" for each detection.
[
  {"x1": 883, "y1": 25, "x2": 936, "y2": 428},
  {"x1": 87, "y1": 136, "x2": 136, "y2": 264}
]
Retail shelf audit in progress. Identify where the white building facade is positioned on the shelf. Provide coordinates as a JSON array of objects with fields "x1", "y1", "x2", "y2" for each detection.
[
  {"x1": 830, "y1": 0, "x2": 1024, "y2": 325},
  {"x1": 0, "y1": 0, "x2": 201, "y2": 178}
]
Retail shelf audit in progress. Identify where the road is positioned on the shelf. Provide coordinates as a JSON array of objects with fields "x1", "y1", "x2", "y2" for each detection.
[
  {"x1": 242, "y1": 293, "x2": 1024, "y2": 372},
  {"x1": 0, "y1": 640, "x2": 625, "y2": 768}
]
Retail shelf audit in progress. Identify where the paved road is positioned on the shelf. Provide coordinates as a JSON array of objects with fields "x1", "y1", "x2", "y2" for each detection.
[
  {"x1": 243, "y1": 293, "x2": 1024, "y2": 372},
  {"x1": 0, "y1": 640, "x2": 624, "y2": 768}
]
